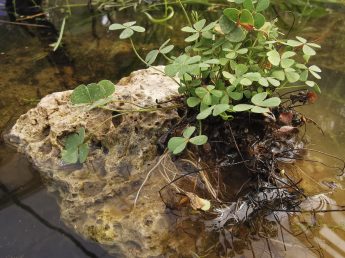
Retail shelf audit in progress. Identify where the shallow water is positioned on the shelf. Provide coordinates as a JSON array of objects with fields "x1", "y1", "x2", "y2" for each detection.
[{"x1": 1, "y1": 2, "x2": 345, "y2": 257}]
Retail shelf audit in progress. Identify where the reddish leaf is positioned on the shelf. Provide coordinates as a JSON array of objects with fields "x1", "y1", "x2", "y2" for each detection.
[{"x1": 307, "y1": 91, "x2": 318, "y2": 104}]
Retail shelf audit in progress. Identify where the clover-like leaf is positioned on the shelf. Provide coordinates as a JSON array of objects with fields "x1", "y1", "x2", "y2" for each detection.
[
  {"x1": 187, "y1": 97, "x2": 201, "y2": 107},
  {"x1": 213, "y1": 104, "x2": 230, "y2": 116},
  {"x1": 109, "y1": 21, "x2": 145, "y2": 39},
  {"x1": 61, "y1": 128, "x2": 89, "y2": 164},
  {"x1": 251, "y1": 92, "x2": 281, "y2": 107},
  {"x1": 189, "y1": 135, "x2": 208, "y2": 145},
  {"x1": 233, "y1": 104, "x2": 254, "y2": 111},
  {"x1": 267, "y1": 49, "x2": 280, "y2": 66},
  {"x1": 71, "y1": 80, "x2": 115, "y2": 106},
  {"x1": 168, "y1": 137, "x2": 187, "y2": 154},
  {"x1": 256, "y1": 0, "x2": 270, "y2": 12},
  {"x1": 164, "y1": 54, "x2": 201, "y2": 77},
  {"x1": 183, "y1": 126, "x2": 196, "y2": 138},
  {"x1": 197, "y1": 106, "x2": 214, "y2": 120}
]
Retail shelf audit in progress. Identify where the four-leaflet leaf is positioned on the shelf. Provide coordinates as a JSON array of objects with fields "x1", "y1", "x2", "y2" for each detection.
[{"x1": 61, "y1": 128, "x2": 89, "y2": 164}]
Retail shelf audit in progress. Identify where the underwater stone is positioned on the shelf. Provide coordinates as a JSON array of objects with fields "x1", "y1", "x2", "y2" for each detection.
[{"x1": 6, "y1": 67, "x2": 181, "y2": 257}]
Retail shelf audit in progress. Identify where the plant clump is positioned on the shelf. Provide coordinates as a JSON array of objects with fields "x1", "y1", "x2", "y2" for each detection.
[{"x1": 62, "y1": 0, "x2": 326, "y2": 253}]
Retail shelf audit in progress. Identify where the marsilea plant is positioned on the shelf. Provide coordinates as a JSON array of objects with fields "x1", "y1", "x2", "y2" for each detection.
[{"x1": 62, "y1": 0, "x2": 322, "y2": 163}]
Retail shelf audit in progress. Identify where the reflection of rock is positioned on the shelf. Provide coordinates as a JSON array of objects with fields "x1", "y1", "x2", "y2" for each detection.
[{"x1": 6, "y1": 67, "x2": 181, "y2": 257}]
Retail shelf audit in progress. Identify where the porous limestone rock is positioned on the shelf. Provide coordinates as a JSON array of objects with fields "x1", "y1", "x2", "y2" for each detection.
[{"x1": 6, "y1": 67, "x2": 182, "y2": 257}]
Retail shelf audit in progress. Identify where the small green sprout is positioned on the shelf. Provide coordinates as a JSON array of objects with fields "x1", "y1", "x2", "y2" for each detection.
[
  {"x1": 61, "y1": 128, "x2": 89, "y2": 164},
  {"x1": 168, "y1": 126, "x2": 208, "y2": 154}
]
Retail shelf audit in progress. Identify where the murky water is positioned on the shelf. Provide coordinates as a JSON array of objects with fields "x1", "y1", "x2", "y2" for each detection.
[{"x1": 1, "y1": 1, "x2": 345, "y2": 257}]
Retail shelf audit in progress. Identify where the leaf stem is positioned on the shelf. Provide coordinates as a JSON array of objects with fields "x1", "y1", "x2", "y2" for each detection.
[
  {"x1": 276, "y1": 85, "x2": 308, "y2": 91},
  {"x1": 177, "y1": 0, "x2": 192, "y2": 26}
]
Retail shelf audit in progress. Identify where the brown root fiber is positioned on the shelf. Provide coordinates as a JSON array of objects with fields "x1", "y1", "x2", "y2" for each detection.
[{"x1": 158, "y1": 105, "x2": 308, "y2": 234}]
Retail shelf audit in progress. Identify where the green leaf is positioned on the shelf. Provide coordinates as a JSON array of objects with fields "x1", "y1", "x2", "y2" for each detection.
[
  {"x1": 187, "y1": 97, "x2": 201, "y2": 107},
  {"x1": 160, "y1": 45, "x2": 174, "y2": 54},
  {"x1": 202, "y1": 22, "x2": 216, "y2": 32},
  {"x1": 227, "y1": 27, "x2": 246, "y2": 42},
  {"x1": 282, "y1": 51, "x2": 296, "y2": 59},
  {"x1": 310, "y1": 70, "x2": 321, "y2": 80},
  {"x1": 78, "y1": 143, "x2": 89, "y2": 163},
  {"x1": 267, "y1": 49, "x2": 280, "y2": 66},
  {"x1": 119, "y1": 28, "x2": 134, "y2": 39},
  {"x1": 185, "y1": 33, "x2": 200, "y2": 42},
  {"x1": 286, "y1": 40, "x2": 303, "y2": 47},
  {"x1": 61, "y1": 149, "x2": 78, "y2": 164},
  {"x1": 306, "y1": 81, "x2": 315, "y2": 87},
  {"x1": 211, "y1": 90, "x2": 223, "y2": 98},
  {"x1": 251, "y1": 92, "x2": 267, "y2": 106},
  {"x1": 168, "y1": 137, "x2": 187, "y2": 154},
  {"x1": 256, "y1": 0, "x2": 270, "y2": 12},
  {"x1": 235, "y1": 64, "x2": 248, "y2": 76},
  {"x1": 236, "y1": 48, "x2": 248, "y2": 54},
  {"x1": 307, "y1": 43, "x2": 321, "y2": 49},
  {"x1": 98, "y1": 80, "x2": 116, "y2": 96},
  {"x1": 109, "y1": 23, "x2": 125, "y2": 30},
  {"x1": 71, "y1": 81, "x2": 115, "y2": 105},
  {"x1": 251, "y1": 106, "x2": 270, "y2": 113},
  {"x1": 123, "y1": 21, "x2": 136, "y2": 27},
  {"x1": 183, "y1": 126, "x2": 196, "y2": 138},
  {"x1": 195, "y1": 87, "x2": 208, "y2": 98},
  {"x1": 145, "y1": 50, "x2": 159, "y2": 65},
  {"x1": 243, "y1": 0, "x2": 255, "y2": 11},
  {"x1": 189, "y1": 135, "x2": 208, "y2": 145},
  {"x1": 267, "y1": 77, "x2": 280, "y2": 87},
  {"x1": 131, "y1": 26, "x2": 145, "y2": 32},
  {"x1": 62, "y1": 128, "x2": 88, "y2": 164},
  {"x1": 251, "y1": 92, "x2": 280, "y2": 108},
  {"x1": 229, "y1": 91, "x2": 243, "y2": 101},
  {"x1": 219, "y1": 15, "x2": 236, "y2": 34},
  {"x1": 202, "y1": 93, "x2": 212, "y2": 105},
  {"x1": 312, "y1": 83, "x2": 321, "y2": 94},
  {"x1": 193, "y1": 19, "x2": 206, "y2": 31},
  {"x1": 258, "y1": 77, "x2": 269, "y2": 87},
  {"x1": 285, "y1": 69, "x2": 300, "y2": 82},
  {"x1": 303, "y1": 44, "x2": 316, "y2": 56},
  {"x1": 197, "y1": 106, "x2": 214, "y2": 120},
  {"x1": 220, "y1": 94, "x2": 230, "y2": 104},
  {"x1": 272, "y1": 70, "x2": 285, "y2": 81},
  {"x1": 240, "y1": 9, "x2": 254, "y2": 25},
  {"x1": 309, "y1": 65, "x2": 321, "y2": 73},
  {"x1": 223, "y1": 8, "x2": 240, "y2": 22},
  {"x1": 213, "y1": 104, "x2": 230, "y2": 116},
  {"x1": 71, "y1": 85, "x2": 92, "y2": 104},
  {"x1": 296, "y1": 36, "x2": 307, "y2": 43},
  {"x1": 254, "y1": 13, "x2": 265, "y2": 29},
  {"x1": 240, "y1": 78, "x2": 252, "y2": 86},
  {"x1": 281, "y1": 59, "x2": 294, "y2": 68},
  {"x1": 233, "y1": 104, "x2": 254, "y2": 111},
  {"x1": 181, "y1": 26, "x2": 197, "y2": 33}
]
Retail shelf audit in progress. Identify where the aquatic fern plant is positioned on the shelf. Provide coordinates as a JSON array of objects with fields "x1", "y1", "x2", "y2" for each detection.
[
  {"x1": 108, "y1": 0, "x2": 321, "y2": 154},
  {"x1": 62, "y1": 0, "x2": 322, "y2": 163}
]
